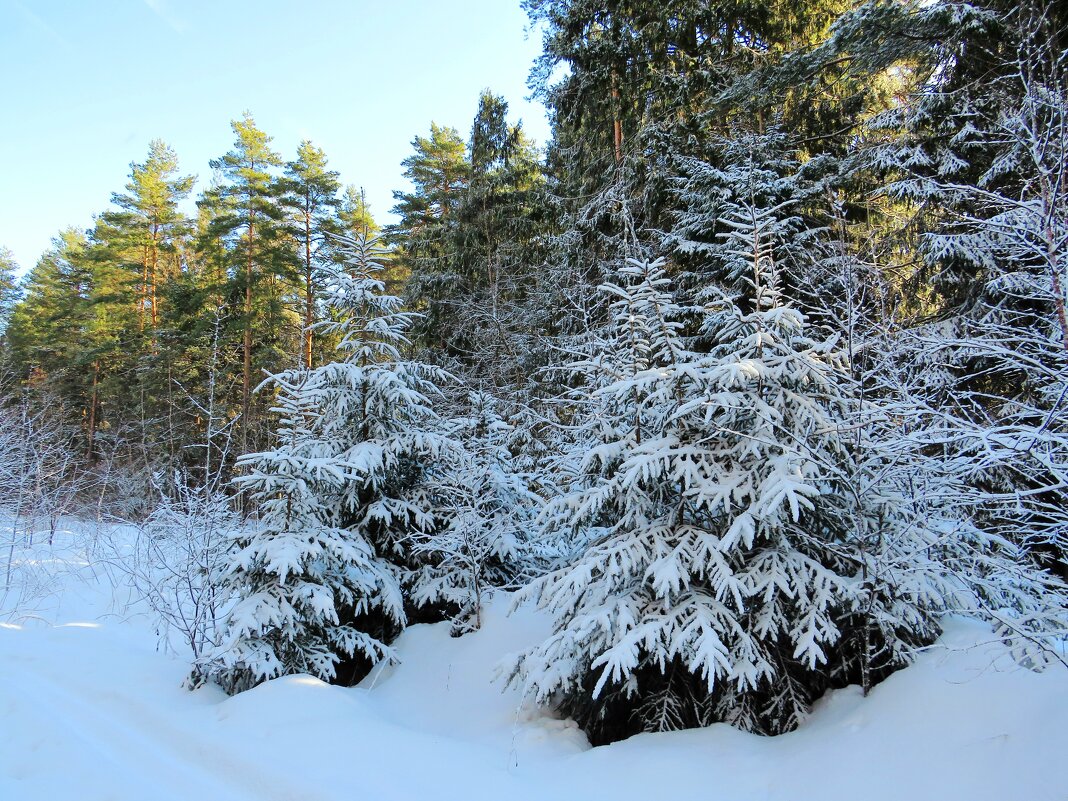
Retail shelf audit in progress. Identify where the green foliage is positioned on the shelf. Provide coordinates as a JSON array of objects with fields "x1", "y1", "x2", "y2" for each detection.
[
  {"x1": 5, "y1": 230, "x2": 98, "y2": 437},
  {"x1": 390, "y1": 122, "x2": 470, "y2": 351},
  {"x1": 280, "y1": 140, "x2": 342, "y2": 368},
  {"x1": 199, "y1": 113, "x2": 299, "y2": 451},
  {"x1": 391, "y1": 94, "x2": 548, "y2": 372},
  {"x1": 0, "y1": 247, "x2": 20, "y2": 336},
  {"x1": 1, "y1": 119, "x2": 356, "y2": 479}
]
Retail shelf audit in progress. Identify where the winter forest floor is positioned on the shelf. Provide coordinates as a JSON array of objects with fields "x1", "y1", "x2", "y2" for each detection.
[{"x1": 1, "y1": 520, "x2": 1066, "y2": 801}]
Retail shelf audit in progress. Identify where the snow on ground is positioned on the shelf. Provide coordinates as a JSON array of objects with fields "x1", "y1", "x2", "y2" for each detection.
[{"x1": 1, "y1": 520, "x2": 1066, "y2": 801}]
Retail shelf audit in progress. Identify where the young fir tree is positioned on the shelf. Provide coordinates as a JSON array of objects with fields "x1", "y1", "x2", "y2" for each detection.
[
  {"x1": 408, "y1": 390, "x2": 541, "y2": 633},
  {"x1": 337, "y1": 188, "x2": 396, "y2": 299},
  {"x1": 669, "y1": 129, "x2": 822, "y2": 301},
  {"x1": 506, "y1": 254, "x2": 958, "y2": 743},
  {"x1": 196, "y1": 232, "x2": 452, "y2": 693},
  {"x1": 339, "y1": 185, "x2": 377, "y2": 239},
  {"x1": 667, "y1": 125, "x2": 888, "y2": 361}
]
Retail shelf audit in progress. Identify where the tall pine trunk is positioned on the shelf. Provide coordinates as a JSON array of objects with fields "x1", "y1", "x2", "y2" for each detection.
[
  {"x1": 243, "y1": 198, "x2": 255, "y2": 455},
  {"x1": 86, "y1": 360, "x2": 100, "y2": 461},
  {"x1": 304, "y1": 198, "x2": 314, "y2": 369}
]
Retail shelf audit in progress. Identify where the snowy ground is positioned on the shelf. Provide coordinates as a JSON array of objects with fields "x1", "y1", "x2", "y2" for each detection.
[{"x1": 1, "y1": 520, "x2": 1066, "y2": 801}]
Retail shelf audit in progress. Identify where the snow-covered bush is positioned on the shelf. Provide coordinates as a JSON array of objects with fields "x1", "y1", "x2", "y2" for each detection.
[
  {"x1": 126, "y1": 472, "x2": 238, "y2": 661},
  {"x1": 0, "y1": 393, "x2": 85, "y2": 540},
  {"x1": 0, "y1": 392, "x2": 88, "y2": 607}
]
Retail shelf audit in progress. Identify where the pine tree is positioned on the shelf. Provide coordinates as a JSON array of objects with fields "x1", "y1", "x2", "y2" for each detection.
[
  {"x1": 281, "y1": 140, "x2": 341, "y2": 369},
  {"x1": 0, "y1": 247, "x2": 19, "y2": 337},
  {"x1": 82, "y1": 144, "x2": 196, "y2": 471},
  {"x1": 5, "y1": 230, "x2": 97, "y2": 444},
  {"x1": 390, "y1": 123, "x2": 470, "y2": 352},
  {"x1": 199, "y1": 113, "x2": 294, "y2": 454},
  {"x1": 105, "y1": 139, "x2": 195, "y2": 336},
  {"x1": 5, "y1": 223, "x2": 140, "y2": 461}
]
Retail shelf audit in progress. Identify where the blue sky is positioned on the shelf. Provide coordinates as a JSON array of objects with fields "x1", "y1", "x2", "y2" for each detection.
[{"x1": 0, "y1": 0, "x2": 550, "y2": 272}]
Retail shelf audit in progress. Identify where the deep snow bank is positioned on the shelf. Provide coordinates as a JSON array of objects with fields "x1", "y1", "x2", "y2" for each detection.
[{"x1": 1, "y1": 525, "x2": 1065, "y2": 801}]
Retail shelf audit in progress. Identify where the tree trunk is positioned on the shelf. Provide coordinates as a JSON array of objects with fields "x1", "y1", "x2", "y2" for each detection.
[
  {"x1": 611, "y1": 72, "x2": 623, "y2": 165},
  {"x1": 87, "y1": 360, "x2": 100, "y2": 461},
  {"x1": 304, "y1": 199, "x2": 314, "y2": 369},
  {"x1": 140, "y1": 245, "x2": 149, "y2": 333},
  {"x1": 149, "y1": 220, "x2": 160, "y2": 333},
  {"x1": 243, "y1": 198, "x2": 255, "y2": 455}
]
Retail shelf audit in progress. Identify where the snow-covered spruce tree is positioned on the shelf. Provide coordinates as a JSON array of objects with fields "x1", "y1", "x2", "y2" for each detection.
[
  {"x1": 506, "y1": 254, "x2": 956, "y2": 743},
  {"x1": 408, "y1": 391, "x2": 542, "y2": 633},
  {"x1": 875, "y1": 1, "x2": 1068, "y2": 581},
  {"x1": 670, "y1": 130, "x2": 813, "y2": 291},
  {"x1": 194, "y1": 232, "x2": 452, "y2": 693}
]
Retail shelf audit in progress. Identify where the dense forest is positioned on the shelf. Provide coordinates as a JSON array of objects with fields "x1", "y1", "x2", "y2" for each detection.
[{"x1": 1, "y1": 0, "x2": 1065, "y2": 745}]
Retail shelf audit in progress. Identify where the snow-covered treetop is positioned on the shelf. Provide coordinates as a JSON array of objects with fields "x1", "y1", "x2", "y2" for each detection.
[{"x1": 317, "y1": 232, "x2": 418, "y2": 365}]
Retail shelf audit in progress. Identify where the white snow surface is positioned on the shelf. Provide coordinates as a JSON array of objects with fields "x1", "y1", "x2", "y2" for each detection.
[{"x1": 1, "y1": 520, "x2": 1066, "y2": 801}]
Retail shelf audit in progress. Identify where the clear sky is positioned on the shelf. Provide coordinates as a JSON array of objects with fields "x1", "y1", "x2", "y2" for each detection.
[{"x1": 0, "y1": 0, "x2": 550, "y2": 273}]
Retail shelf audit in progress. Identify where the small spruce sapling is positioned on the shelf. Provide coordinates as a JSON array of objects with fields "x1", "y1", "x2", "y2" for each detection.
[{"x1": 408, "y1": 391, "x2": 541, "y2": 633}]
